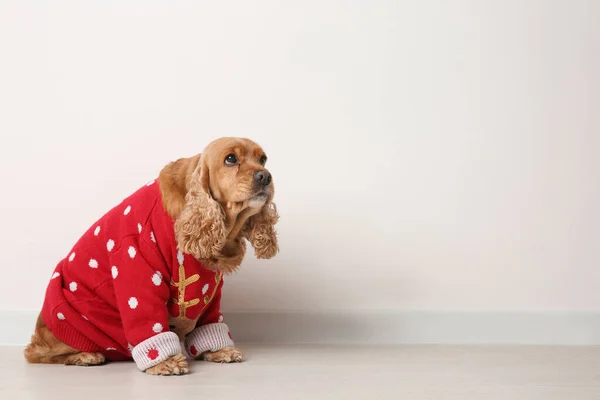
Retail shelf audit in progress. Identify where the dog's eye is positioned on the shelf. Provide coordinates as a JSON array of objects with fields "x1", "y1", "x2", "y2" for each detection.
[
  {"x1": 224, "y1": 154, "x2": 238, "y2": 166},
  {"x1": 259, "y1": 156, "x2": 267, "y2": 166}
]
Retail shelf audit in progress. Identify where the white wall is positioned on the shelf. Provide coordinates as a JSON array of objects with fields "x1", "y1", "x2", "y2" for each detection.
[{"x1": 1, "y1": 1, "x2": 599, "y2": 319}]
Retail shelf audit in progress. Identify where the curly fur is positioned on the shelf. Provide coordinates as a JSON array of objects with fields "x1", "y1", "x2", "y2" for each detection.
[
  {"x1": 203, "y1": 237, "x2": 248, "y2": 274},
  {"x1": 173, "y1": 155, "x2": 227, "y2": 260},
  {"x1": 242, "y1": 202, "x2": 280, "y2": 259}
]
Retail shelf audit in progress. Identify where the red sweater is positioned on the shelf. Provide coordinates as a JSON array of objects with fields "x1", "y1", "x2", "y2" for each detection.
[{"x1": 41, "y1": 179, "x2": 234, "y2": 371}]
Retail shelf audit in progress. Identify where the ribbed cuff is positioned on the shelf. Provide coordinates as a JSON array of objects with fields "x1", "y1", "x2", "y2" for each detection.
[
  {"x1": 131, "y1": 332, "x2": 182, "y2": 371},
  {"x1": 184, "y1": 323, "x2": 234, "y2": 358}
]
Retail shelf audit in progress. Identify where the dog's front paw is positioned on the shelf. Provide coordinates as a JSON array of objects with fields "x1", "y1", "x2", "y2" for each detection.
[
  {"x1": 203, "y1": 347, "x2": 243, "y2": 363},
  {"x1": 145, "y1": 354, "x2": 189, "y2": 375}
]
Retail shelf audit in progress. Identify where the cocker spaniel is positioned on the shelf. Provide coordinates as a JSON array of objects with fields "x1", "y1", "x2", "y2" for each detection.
[{"x1": 24, "y1": 137, "x2": 279, "y2": 375}]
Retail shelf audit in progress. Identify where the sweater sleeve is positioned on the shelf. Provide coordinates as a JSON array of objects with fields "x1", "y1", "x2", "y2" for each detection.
[
  {"x1": 109, "y1": 236, "x2": 181, "y2": 371},
  {"x1": 183, "y1": 277, "x2": 234, "y2": 358}
]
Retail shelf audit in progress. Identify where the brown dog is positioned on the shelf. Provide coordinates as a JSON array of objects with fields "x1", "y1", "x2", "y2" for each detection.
[{"x1": 24, "y1": 137, "x2": 279, "y2": 375}]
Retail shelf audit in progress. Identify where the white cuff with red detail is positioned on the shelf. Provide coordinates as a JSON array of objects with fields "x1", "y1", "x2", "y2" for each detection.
[
  {"x1": 131, "y1": 331, "x2": 182, "y2": 371},
  {"x1": 184, "y1": 323, "x2": 234, "y2": 358}
]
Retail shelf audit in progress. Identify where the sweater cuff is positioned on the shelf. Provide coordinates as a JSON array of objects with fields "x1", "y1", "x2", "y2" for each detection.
[
  {"x1": 131, "y1": 332, "x2": 182, "y2": 371},
  {"x1": 184, "y1": 323, "x2": 234, "y2": 358}
]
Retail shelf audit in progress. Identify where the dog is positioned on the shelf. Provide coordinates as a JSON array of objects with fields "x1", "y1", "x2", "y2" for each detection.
[{"x1": 24, "y1": 137, "x2": 279, "y2": 375}]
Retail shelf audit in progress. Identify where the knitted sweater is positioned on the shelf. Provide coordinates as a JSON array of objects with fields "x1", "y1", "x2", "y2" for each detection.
[{"x1": 41, "y1": 179, "x2": 234, "y2": 371}]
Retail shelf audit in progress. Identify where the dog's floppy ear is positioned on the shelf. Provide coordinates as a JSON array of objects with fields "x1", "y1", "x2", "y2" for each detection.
[
  {"x1": 242, "y1": 202, "x2": 280, "y2": 259},
  {"x1": 159, "y1": 154, "x2": 227, "y2": 260},
  {"x1": 158, "y1": 155, "x2": 199, "y2": 219}
]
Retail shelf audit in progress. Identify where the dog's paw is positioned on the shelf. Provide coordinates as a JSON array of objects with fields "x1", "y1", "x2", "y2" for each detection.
[
  {"x1": 202, "y1": 347, "x2": 244, "y2": 363},
  {"x1": 64, "y1": 352, "x2": 106, "y2": 366},
  {"x1": 145, "y1": 354, "x2": 189, "y2": 376}
]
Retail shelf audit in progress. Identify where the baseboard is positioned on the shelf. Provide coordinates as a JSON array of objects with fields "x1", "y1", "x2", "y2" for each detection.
[{"x1": 4, "y1": 309, "x2": 600, "y2": 346}]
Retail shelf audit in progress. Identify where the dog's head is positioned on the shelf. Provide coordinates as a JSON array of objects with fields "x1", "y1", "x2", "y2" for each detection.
[
  {"x1": 200, "y1": 137, "x2": 274, "y2": 207},
  {"x1": 158, "y1": 137, "x2": 279, "y2": 267}
]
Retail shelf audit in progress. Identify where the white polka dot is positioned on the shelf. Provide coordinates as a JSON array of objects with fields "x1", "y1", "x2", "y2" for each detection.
[
  {"x1": 151, "y1": 272, "x2": 162, "y2": 286},
  {"x1": 137, "y1": 223, "x2": 142, "y2": 233},
  {"x1": 202, "y1": 283, "x2": 209, "y2": 295},
  {"x1": 106, "y1": 239, "x2": 115, "y2": 252},
  {"x1": 146, "y1": 180, "x2": 155, "y2": 186},
  {"x1": 94, "y1": 226, "x2": 101, "y2": 236},
  {"x1": 128, "y1": 246, "x2": 136, "y2": 258},
  {"x1": 69, "y1": 282, "x2": 77, "y2": 292},
  {"x1": 150, "y1": 231, "x2": 156, "y2": 243},
  {"x1": 128, "y1": 297, "x2": 138, "y2": 309},
  {"x1": 106, "y1": 347, "x2": 116, "y2": 351},
  {"x1": 177, "y1": 250, "x2": 184, "y2": 265},
  {"x1": 218, "y1": 315, "x2": 224, "y2": 323},
  {"x1": 51, "y1": 272, "x2": 60, "y2": 280},
  {"x1": 152, "y1": 323, "x2": 163, "y2": 333},
  {"x1": 68, "y1": 252, "x2": 75, "y2": 262},
  {"x1": 111, "y1": 266, "x2": 118, "y2": 279},
  {"x1": 89, "y1": 259, "x2": 98, "y2": 268},
  {"x1": 124, "y1": 205, "x2": 131, "y2": 215},
  {"x1": 81, "y1": 315, "x2": 88, "y2": 321},
  {"x1": 57, "y1": 312, "x2": 65, "y2": 320}
]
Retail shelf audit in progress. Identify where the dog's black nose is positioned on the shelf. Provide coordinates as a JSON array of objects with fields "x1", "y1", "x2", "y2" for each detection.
[{"x1": 254, "y1": 170, "x2": 272, "y2": 186}]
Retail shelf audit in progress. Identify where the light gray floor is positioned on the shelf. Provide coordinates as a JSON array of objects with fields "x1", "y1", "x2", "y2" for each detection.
[{"x1": 1, "y1": 344, "x2": 600, "y2": 399}]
